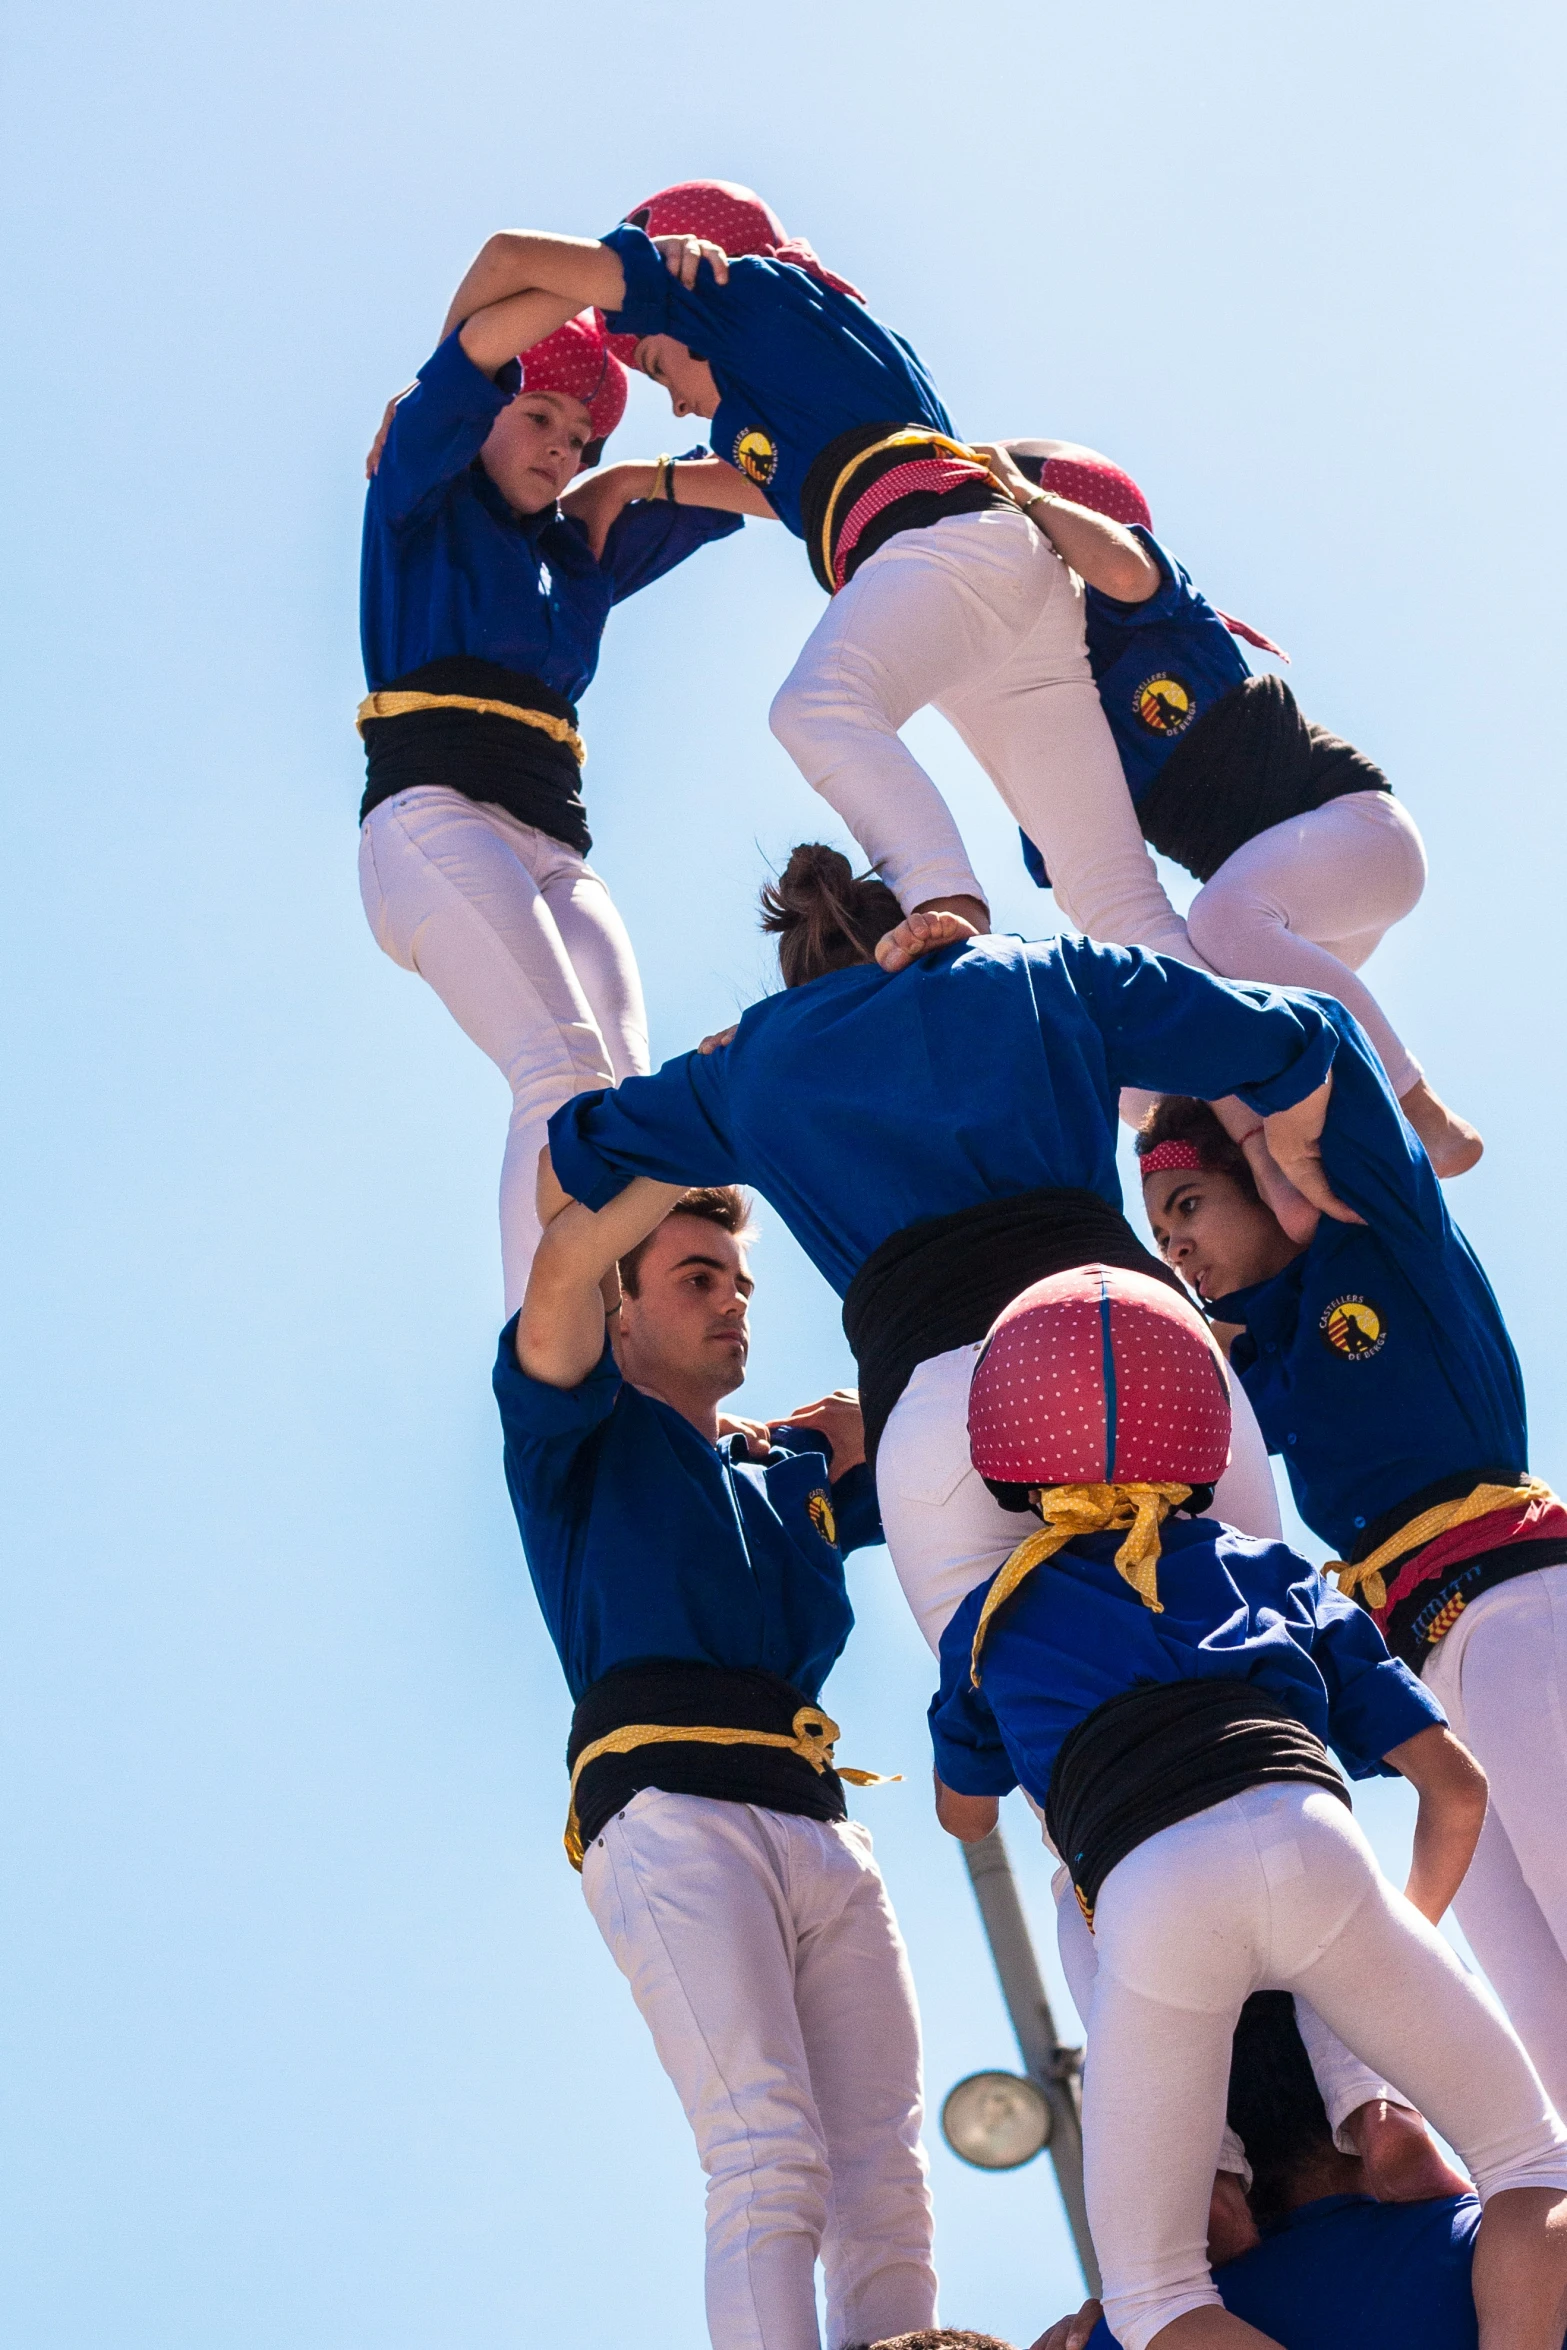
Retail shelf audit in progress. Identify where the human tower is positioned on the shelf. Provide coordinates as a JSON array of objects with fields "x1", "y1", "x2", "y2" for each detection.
[{"x1": 356, "y1": 179, "x2": 1567, "y2": 2350}]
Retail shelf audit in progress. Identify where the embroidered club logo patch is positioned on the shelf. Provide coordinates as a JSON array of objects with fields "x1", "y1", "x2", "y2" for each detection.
[
  {"x1": 734, "y1": 427, "x2": 778, "y2": 487},
  {"x1": 806, "y1": 1489, "x2": 838, "y2": 1546},
  {"x1": 1319, "y1": 1295, "x2": 1386, "y2": 1360},
  {"x1": 1134, "y1": 673, "x2": 1197, "y2": 737}
]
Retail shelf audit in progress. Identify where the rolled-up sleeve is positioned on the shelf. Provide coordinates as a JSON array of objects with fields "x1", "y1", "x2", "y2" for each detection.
[
  {"x1": 1066, "y1": 938, "x2": 1340, "y2": 1113},
  {"x1": 547, "y1": 1049, "x2": 744, "y2": 1209},
  {"x1": 1313, "y1": 1587, "x2": 1447, "y2": 1776},
  {"x1": 929, "y1": 1636, "x2": 1018, "y2": 1797},
  {"x1": 373, "y1": 333, "x2": 512, "y2": 528}
]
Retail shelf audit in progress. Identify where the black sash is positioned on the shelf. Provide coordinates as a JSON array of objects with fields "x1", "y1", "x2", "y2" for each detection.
[
  {"x1": 1045, "y1": 1678, "x2": 1351, "y2": 1921},
  {"x1": 359, "y1": 656, "x2": 591, "y2": 852},
  {"x1": 841, "y1": 1188, "x2": 1183, "y2": 1469},
  {"x1": 1136, "y1": 673, "x2": 1390, "y2": 884},
  {"x1": 567, "y1": 1661, "x2": 848, "y2": 1855}
]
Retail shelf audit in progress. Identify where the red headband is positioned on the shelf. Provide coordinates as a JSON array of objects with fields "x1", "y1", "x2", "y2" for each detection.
[
  {"x1": 622, "y1": 178, "x2": 866, "y2": 304},
  {"x1": 518, "y1": 309, "x2": 628, "y2": 446},
  {"x1": 1138, "y1": 1140, "x2": 1207, "y2": 1180}
]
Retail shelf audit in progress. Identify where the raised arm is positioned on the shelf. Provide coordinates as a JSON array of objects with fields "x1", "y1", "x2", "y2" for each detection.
[
  {"x1": 977, "y1": 442, "x2": 1160, "y2": 603},
  {"x1": 439, "y1": 228, "x2": 733, "y2": 371},
  {"x1": 516, "y1": 1174, "x2": 687, "y2": 1389}
]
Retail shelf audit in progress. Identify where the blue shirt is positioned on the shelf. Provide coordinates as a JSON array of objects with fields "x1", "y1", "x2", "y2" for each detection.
[
  {"x1": 360, "y1": 329, "x2": 742, "y2": 695},
  {"x1": 927, "y1": 1516, "x2": 1441, "y2": 1804},
  {"x1": 547, "y1": 935, "x2": 1341, "y2": 1299},
  {"x1": 600, "y1": 224, "x2": 954, "y2": 539},
  {"x1": 493, "y1": 1323, "x2": 883, "y2": 1704},
  {"x1": 1087, "y1": 2192, "x2": 1487, "y2": 2350},
  {"x1": 1022, "y1": 531, "x2": 1250, "y2": 886},
  {"x1": 1214, "y1": 1005, "x2": 1527, "y2": 1559}
]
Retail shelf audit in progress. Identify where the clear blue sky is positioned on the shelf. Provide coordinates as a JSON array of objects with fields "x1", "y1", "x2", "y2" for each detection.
[{"x1": 3, "y1": 3, "x2": 1563, "y2": 2344}]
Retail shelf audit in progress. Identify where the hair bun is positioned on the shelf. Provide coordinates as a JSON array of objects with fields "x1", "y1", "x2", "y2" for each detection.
[{"x1": 760, "y1": 842, "x2": 903, "y2": 988}]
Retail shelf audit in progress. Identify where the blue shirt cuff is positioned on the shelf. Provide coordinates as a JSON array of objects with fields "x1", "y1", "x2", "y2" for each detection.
[
  {"x1": 1331, "y1": 1656, "x2": 1446, "y2": 1780},
  {"x1": 599, "y1": 224, "x2": 671, "y2": 340},
  {"x1": 418, "y1": 327, "x2": 515, "y2": 423},
  {"x1": 545, "y1": 1093, "x2": 632, "y2": 1211},
  {"x1": 492, "y1": 1317, "x2": 622, "y2": 1436},
  {"x1": 1234, "y1": 1008, "x2": 1340, "y2": 1117}
]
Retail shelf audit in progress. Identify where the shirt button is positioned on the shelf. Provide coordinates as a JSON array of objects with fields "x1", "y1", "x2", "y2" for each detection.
[
  {"x1": 1286, "y1": 1433, "x2": 1298, "y2": 1446},
  {"x1": 1265, "y1": 1342, "x2": 1278, "y2": 1355},
  {"x1": 1354, "y1": 1516, "x2": 1366, "y2": 1530}
]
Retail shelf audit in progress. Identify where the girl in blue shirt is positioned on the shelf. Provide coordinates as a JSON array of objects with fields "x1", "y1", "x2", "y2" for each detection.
[
  {"x1": 358, "y1": 238, "x2": 761, "y2": 1311},
  {"x1": 437, "y1": 192, "x2": 1207, "y2": 973},
  {"x1": 982, "y1": 440, "x2": 1480, "y2": 1181}
]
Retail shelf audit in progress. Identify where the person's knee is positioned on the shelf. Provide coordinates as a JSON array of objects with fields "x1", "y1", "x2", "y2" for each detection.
[{"x1": 1185, "y1": 879, "x2": 1279, "y2": 971}]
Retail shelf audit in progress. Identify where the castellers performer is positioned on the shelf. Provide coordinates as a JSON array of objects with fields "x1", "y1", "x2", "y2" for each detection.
[
  {"x1": 1137, "y1": 1010, "x2": 1567, "y2": 2114},
  {"x1": 434, "y1": 183, "x2": 1203, "y2": 960},
  {"x1": 358, "y1": 236, "x2": 763, "y2": 1310},
  {"x1": 497, "y1": 1174, "x2": 936, "y2": 2350},
  {"x1": 542, "y1": 842, "x2": 1375, "y2": 1657},
  {"x1": 930, "y1": 1264, "x2": 1567, "y2": 2350},
  {"x1": 977, "y1": 439, "x2": 1480, "y2": 1178}
]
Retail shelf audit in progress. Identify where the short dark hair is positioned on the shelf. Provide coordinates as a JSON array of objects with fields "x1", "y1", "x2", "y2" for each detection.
[
  {"x1": 760, "y1": 842, "x2": 904, "y2": 988},
  {"x1": 617, "y1": 1186, "x2": 754, "y2": 1297},
  {"x1": 1136, "y1": 1095, "x2": 1260, "y2": 1207},
  {"x1": 853, "y1": 2334, "x2": 1018, "y2": 2350},
  {"x1": 1227, "y1": 1990, "x2": 1337, "y2": 2230}
]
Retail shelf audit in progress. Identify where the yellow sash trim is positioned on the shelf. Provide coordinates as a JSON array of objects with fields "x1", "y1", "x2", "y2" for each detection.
[
  {"x1": 563, "y1": 1704, "x2": 900, "y2": 1870},
  {"x1": 1328, "y1": 1477, "x2": 1553, "y2": 1613},
  {"x1": 819, "y1": 429, "x2": 992, "y2": 588},
  {"x1": 970, "y1": 1482, "x2": 1192, "y2": 1686},
  {"x1": 355, "y1": 690, "x2": 586, "y2": 766}
]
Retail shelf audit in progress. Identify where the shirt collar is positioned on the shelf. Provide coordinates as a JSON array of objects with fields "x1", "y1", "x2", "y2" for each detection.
[{"x1": 1210, "y1": 1253, "x2": 1304, "y2": 1334}]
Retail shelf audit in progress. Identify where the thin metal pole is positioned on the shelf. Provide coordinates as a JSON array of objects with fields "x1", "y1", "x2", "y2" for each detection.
[{"x1": 960, "y1": 1824, "x2": 1101, "y2": 2296}]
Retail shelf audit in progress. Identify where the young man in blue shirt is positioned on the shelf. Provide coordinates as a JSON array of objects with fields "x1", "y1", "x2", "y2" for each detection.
[
  {"x1": 1138, "y1": 1021, "x2": 1567, "y2": 2121},
  {"x1": 497, "y1": 1172, "x2": 937, "y2": 2350}
]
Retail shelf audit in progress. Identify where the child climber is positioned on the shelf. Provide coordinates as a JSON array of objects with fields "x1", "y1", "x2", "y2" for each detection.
[{"x1": 930, "y1": 1263, "x2": 1567, "y2": 2350}]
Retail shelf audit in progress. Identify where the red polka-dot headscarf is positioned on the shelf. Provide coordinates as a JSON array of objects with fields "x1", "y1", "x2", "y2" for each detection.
[
  {"x1": 969, "y1": 1264, "x2": 1232, "y2": 1489},
  {"x1": 622, "y1": 179, "x2": 865, "y2": 303},
  {"x1": 1037, "y1": 455, "x2": 1150, "y2": 529},
  {"x1": 517, "y1": 309, "x2": 628, "y2": 456}
]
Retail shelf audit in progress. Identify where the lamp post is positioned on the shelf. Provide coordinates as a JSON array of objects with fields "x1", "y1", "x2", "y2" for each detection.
[{"x1": 955, "y1": 1823, "x2": 1100, "y2": 2295}]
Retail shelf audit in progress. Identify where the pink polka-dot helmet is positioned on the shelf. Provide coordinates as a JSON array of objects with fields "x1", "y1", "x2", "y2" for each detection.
[{"x1": 968, "y1": 1264, "x2": 1232, "y2": 1487}]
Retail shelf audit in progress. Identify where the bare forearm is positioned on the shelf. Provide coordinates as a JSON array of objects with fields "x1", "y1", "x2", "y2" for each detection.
[
  {"x1": 441, "y1": 230, "x2": 626, "y2": 341},
  {"x1": 517, "y1": 1178, "x2": 686, "y2": 1387},
  {"x1": 1023, "y1": 492, "x2": 1160, "y2": 601},
  {"x1": 672, "y1": 456, "x2": 778, "y2": 517},
  {"x1": 934, "y1": 1772, "x2": 1000, "y2": 1842},
  {"x1": 1389, "y1": 1726, "x2": 1489, "y2": 1924}
]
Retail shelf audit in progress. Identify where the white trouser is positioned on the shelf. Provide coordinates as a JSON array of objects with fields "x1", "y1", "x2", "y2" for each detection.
[
  {"x1": 874, "y1": 1340, "x2": 1282, "y2": 1653},
  {"x1": 770, "y1": 508, "x2": 1198, "y2": 960},
  {"x1": 1185, "y1": 790, "x2": 1428, "y2": 1097},
  {"x1": 1052, "y1": 1859, "x2": 1405, "y2": 2175},
  {"x1": 1079, "y1": 1784, "x2": 1567, "y2": 2350},
  {"x1": 581, "y1": 1790, "x2": 937, "y2": 2350},
  {"x1": 358, "y1": 786, "x2": 648, "y2": 1313},
  {"x1": 1423, "y1": 1566, "x2": 1567, "y2": 2115}
]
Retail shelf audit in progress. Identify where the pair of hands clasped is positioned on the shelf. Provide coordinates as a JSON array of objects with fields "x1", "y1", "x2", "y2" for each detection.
[{"x1": 719, "y1": 1388, "x2": 865, "y2": 1474}]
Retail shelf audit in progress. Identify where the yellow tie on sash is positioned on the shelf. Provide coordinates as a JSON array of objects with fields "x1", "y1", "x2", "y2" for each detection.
[
  {"x1": 1327, "y1": 1477, "x2": 1553, "y2": 1613},
  {"x1": 563, "y1": 1704, "x2": 900, "y2": 1870},
  {"x1": 970, "y1": 1483, "x2": 1193, "y2": 1686}
]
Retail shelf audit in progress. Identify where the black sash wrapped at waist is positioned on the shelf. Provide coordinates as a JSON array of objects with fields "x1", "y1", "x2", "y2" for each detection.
[
  {"x1": 357, "y1": 657, "x2": 591, "y2": 852},
  {"x1": 565, "y1": 1660, "x2": 849, "y2": 1864},
  {"x1": 1136, "y1": 673, "x2": 1390, "y2": 885},
  {"x1": 842, "y1": 1187, "x2": 1183, "y2": 1469},
  {"x1": 1045, "y1": 1678, "x2": 1351, "y2": 1925},
  {"x1": 799, "y1": 421, "x2": 1009, "y2": 595}
]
